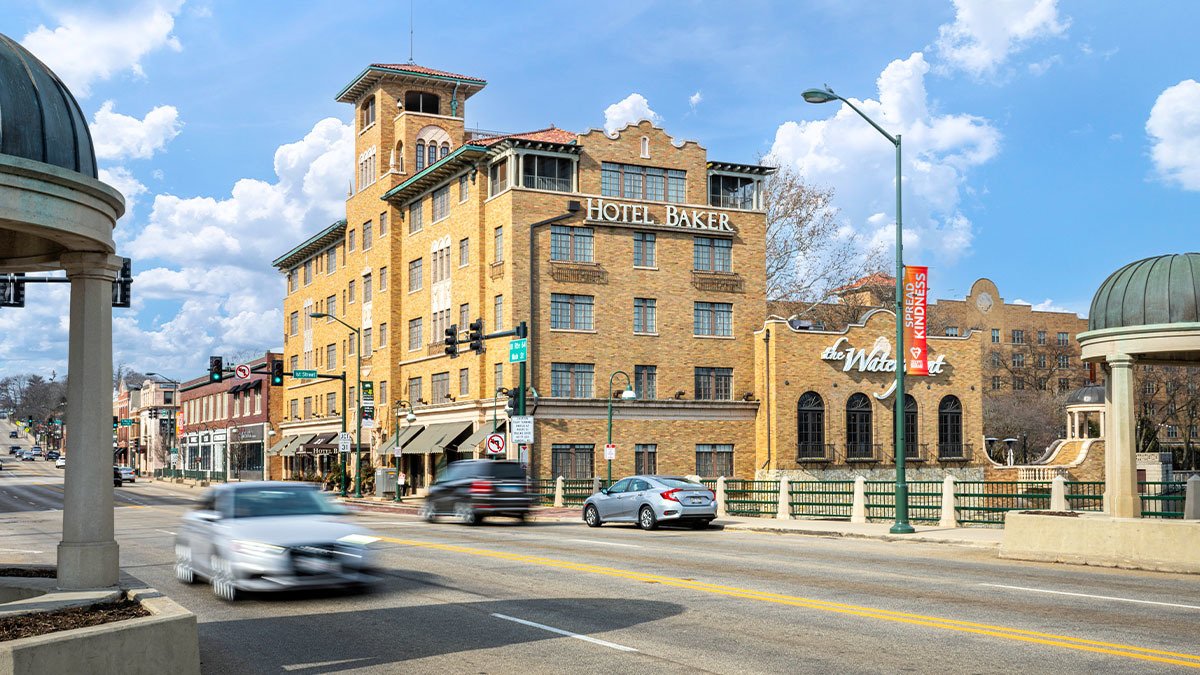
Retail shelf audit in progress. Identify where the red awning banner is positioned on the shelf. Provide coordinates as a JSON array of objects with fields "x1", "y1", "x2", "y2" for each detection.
[{"x1": 903, "y1": 266, "x2": 929, "y2": 376}]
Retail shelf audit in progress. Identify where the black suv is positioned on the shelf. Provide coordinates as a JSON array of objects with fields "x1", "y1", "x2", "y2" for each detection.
[{"x1": 420, "y1": 460, "x2": 533, "y2": 525}]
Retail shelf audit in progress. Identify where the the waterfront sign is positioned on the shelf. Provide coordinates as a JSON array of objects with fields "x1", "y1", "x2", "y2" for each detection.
[
  {"x1": 585, "y1": 198, "x2": 736, "y2": 233},
  {"x1": 820, "y1": 336, "x2": 947, "y2": 400}
]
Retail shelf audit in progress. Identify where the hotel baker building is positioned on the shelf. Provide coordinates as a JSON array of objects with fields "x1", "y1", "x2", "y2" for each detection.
[{"x1": 271, "y1": 62, "x2": 987, "y2": 488}]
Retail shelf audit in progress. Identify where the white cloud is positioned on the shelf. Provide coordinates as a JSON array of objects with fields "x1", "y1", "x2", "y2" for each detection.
[
  {"x1": 689, "y1": 91, "x2": 703, "y2": 110},
  {"x1": 933, "y1": 0, "x2": 1069, "y2": 77},
  {"x1": 1012, "y1": 298, "x2": 1070, "y2": 313},
  {"x1": 603, "y1": 93, "x2": 662, "y2": 134},
  {"x1": 98, "y1": 166, "x2": 147, "y2": 224},
  {"x1": 1147, "y1": 79, "x2": 1200, "y2": 191},
  {"x1": 91, "y1": 101, "x2": 182, "y2": 160},
  {"x1": 128, "y1": 117, "x2": 353, "y2": 267},
  {"x1": 767, "y1": 52, "x2": 1000, "y2": 265},
  {"x1": 21, "y1": 0, "x2": 184, "y2": 98},
  {"x1": 1027, "y1": 54, "x2": 1061, "y2": 76}
]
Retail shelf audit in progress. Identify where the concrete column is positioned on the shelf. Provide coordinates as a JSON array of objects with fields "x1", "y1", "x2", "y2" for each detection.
[
  {"x1": 938, "y1": 475, "x2": 958, "y2": 528},
  {"x1": 850, "y1": 476, "x2": 867, "y2": 524},
  {"x1": 57, "y1": 252, "x2": 123, "y2": 590},
  {"x1": 592, "y1": 475, "x2": 601, "y2": 494},
  {"x1": 1067, "y1": 412, "x2": 1075, "y2": 440},
  {"x1": 1050, "y1": 475, "x2": 1068, "y2": 511},
  {"x1": 1099, "y1": 411, "x2": 1106, "y2": 437},
  {"x1": 1185, "y1": 475, "x2": 1200, "y2": 520},
  {"x1": 553, "y1": 476, "x2": 564, "y2": 508},
  {"x1": 776, "y1": 477, "x2": 791, "y2": 520},
  {"x1": 716, "y1": 476, "x2": 727, "y2": 517},
  {"x1": 1105, "y1": 355, "x2": 1141, "y2": 518}
]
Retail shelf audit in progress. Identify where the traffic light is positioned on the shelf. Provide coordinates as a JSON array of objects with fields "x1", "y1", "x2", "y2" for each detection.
[
  {"x1": 112, "y1": 415, "x2": 118, "y2": 431},
  {"x1": 502, "y1": 387, "x2": 519, "y2": 417},
  {"x1": 208, "y1": 356, "x2": 223, "y2": 383},
  {"x1": 0, "y1": 273, "x2": 26, "y2": 308},
  {"x1": 468, "y1": 319, "x2": 484, "y2": 353},
  {"x1": 444, "y1": 324, "x2": 459, "y2": 358},
  {"x1": 111, "y1": 257, "x2": 132, "y2": 308},
  {"x1": 270, "y1": 360, "x2": 284, "y2": 386}
]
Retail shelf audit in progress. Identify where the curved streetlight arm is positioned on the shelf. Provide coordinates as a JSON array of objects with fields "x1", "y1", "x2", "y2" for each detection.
[
  {"x1": 606, "y1": 371, "x2": 633, "y2": 485},
  {"x1": 832, "y1": 94, "x2": 898, "y2": 146}
]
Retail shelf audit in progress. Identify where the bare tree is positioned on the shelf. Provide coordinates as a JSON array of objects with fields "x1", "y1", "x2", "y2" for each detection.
[
  {"x1": 113, "y1": 361, "x2": 147, "y2": 391},
  {"x1": 983, "y1": 390, "x2": 1067, "y2": 462},
  {"x1": 763, "y1": 166, "x2": 883, "y2": 308},
  {"x1": 1136, "y1": 365, "x2": 1200, "y2": 469}
]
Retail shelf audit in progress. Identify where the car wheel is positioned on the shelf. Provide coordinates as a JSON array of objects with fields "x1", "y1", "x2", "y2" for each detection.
[
  {"x1": 454, "y1": 501, "x2": 478, "y2": 525},
  {"x1": 174, "y1": 544, "x2": 197, "y2": 584},
  {"x1": 584, "y1": 505, "x2": 602, "y2": 528},
  {"x1": 418, "y1": 502, "x2": 436, "y2": 522},
  {"x1": 210, "y1": 554, "x2": 238, "y2": 601},
  {"x1": 638, "y1": 506, "x2": 658, "y2": 531}
]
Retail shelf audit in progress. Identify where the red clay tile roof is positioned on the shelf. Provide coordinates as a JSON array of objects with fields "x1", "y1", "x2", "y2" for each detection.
[
  {"x1": 469, "y1": 127, "x2": 578, "y2": 147},
  {"x1": 370, "y1": 63, "x2": 486, "y2": 83},
  {"x1": 833, "y1": 272, "x2": 896, "y2": 293}
]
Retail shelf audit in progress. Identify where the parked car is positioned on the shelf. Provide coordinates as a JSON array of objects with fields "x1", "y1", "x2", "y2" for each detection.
[
  {"x1": 9, "y1": 446, "x2": 19, "y2": 454},
  {"x1": 45, "y1": 450, "x2": 60, "y2": 461},
  {"x1": 55, "y1": 457, "x2": 66, "y2": 469},
  {"x1": 30, "y1": 447, "x2": 41, "y2": 458},
  {"x1": 115, "y1": 466, "x2": 136, "y2": 483},
  {"x1": 114, "y1": 467, "x2": 122, "y2": 487},
  {"x1": 419, "y1": 459, "x2": 533, "y2": 525},
  {"x1": 174, "y1": 482, "x2": 380, "y2": 601},
  {"x1": 8, "y1": 431, "x2": 17, "y2": 438},
  {"x1": 583, "y1": 475, "x2": 717, "y2": 530}
]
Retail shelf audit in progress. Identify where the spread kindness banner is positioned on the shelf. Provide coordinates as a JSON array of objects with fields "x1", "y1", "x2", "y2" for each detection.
[{"x1": 903, "y1": 266, "x2": 929, "y2": 376}]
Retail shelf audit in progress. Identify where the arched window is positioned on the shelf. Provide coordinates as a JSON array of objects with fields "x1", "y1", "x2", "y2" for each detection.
[
  {"x1": 427, "y1": 143, "x2": 437, "y2": 168},
  {"x1": 797, "y1": 392, "x2": 825, "y2": 459},
  {"x1": 846, "y1": 393, "x2": 873, "y2": 459},
  {"x1": 938, "y1": 396, "x2": 964, "y2": 459},
  {"x1": 640, "y1": 136, "x2": 650, "y2": 159},
  {"x1": 415, "y1": 142, "x2": 426, "y2": 171},
  {"x1": 440, "y1": 142, "x2": 450, "y2": 158},
  {"x1": 393, "y1": 141, "x2": 403, "y2": 173},
  {"x1": 892, "y1": 394, "x2": 918, "y2": 460}
]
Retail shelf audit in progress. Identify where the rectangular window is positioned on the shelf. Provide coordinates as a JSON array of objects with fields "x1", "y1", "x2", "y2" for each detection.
[
  {"x1": 1013, "y1": 376, "x2": 1025, "y2": 390},
  {"x1": 634, "y1": 365, "x2": 656, "y2": 399},
  {"x1": 695, "y1": 444, "x2": 734, "y2": 477},
  {"x1": 694, "y1": 367, "x2": 733, "y2": 400},
  {"x1": 379, "y1": 381, "x2": 387, "y2": 409},
  {"x1": 459, "y1": 238, "x2": 469, "y2": 266},
  {"x1": 348, "y1": 279, "x2": 356, "y2": 304},
  {"x1": 431, "y1": 372, "x2": 450, "y2": 403},
  {"x1": 601, "y1": 162, "x2": 685, "y2": 203},
  {"x1": 289, "y1": 399, "x2": 299, "y2": 420},
  {"x1": 633, "y1": 232, "x2": 656, "y2": 267},
  {"x1": 303, "y1": 397, "x2": 312, "y2": 419},
  {"x1": 327, "y1": 248, "x2": 336, "y2": 274},
  {"x1": 379, "y1": 211, "x2": 387, "y2": 236},
  {"x1": 551, "y1": 363, "x2": 594, "y2": 398},
  {"x1": 991, "y1": 329, "x2": 1000, "y2": 343},
  {"x1": 1037, "y1": 377, "x2": 1048, "y2": 391},
  {"x1": 1037, "y1": 354, "x2": 1047, "y2": 368},
  {"x1": 694, "y1": 302, "x2": 733, "y2": 337},
  {"x1": 409, "y1": 201, "x2": 423, "y2": 234},
  {"x1": 494, "y1": 295, "x2": 504, "y2": 330},
  {"x1": 1012, "y1": 330, "x2": 1025, "y2": 344},
  {"x1": 348, "y1": 230, "x2": 356, "y2": 252},
  {"x1": 944, "y1": 326, "x2": 959, "y2": 337},
  {"x1": 432, "y1": 186, "x2": 449, "y2": 222},
  {"x1": 1058, "y1": 378, "x2": 1071, "y2": 393},
  {"x1": 1012, "y1": 354, "x2": 1025, "y2": 368},
  {"x1": 1057, "y1": 355, "x2": 1070, "y2": 368},
  {"x1": 431, "y1": 246, "x2": 450, "y2": 283},
  {"x1": 1037, "y1": 330, "x2": 1046, "y2": 346},
  {"x1": 635, "y1": 444, "x2": 657, "y2": 475},
  {"x1": 348, "y1": 332, "x2": 357, "y2": 356},
  {"x1": 303, "y1": 261, "x2": 313, "y2": 286},
  {"x1": 288, "y1": 270, "x2": 296, "y2": 294},
  {"x1": 326, "y1": 343, "x2": 337, "y2": 370},
  {"x1": 408, "y1": 317, "x2": 422, "y2": 351},
  {"x1": 459, "y1": 368, "x2": 469, "y2": 396},
  {"x1": 363, "y1": 221, "x2": 373, "y2": 250},
  {"x1": 550, "y1": 294, "x2": 594, "y2": 330},
  {"x1": 290, "y1": 355, "x2": 299, "y2": 372},
  {"x1": 408, "y1": 377, "x2": 422, "y2": 404},
  {"x1": 551, "y1": 444, "x2": 594, "y2": 479},
  {"x1": 1057, "y1": 332, "x2": 1069, "y2": 346},
  {"x1": 494, "y1": 362, "x2": 504, "y2": 390},
  {"x1": 362, "y1": 274, "x2": 372, "y2": 303},
  {"x1": 289, "y1": 311, "x2": 299, "y2": 336},
  {"x1": 459, "y1": 303, "x2": 469, "y2": 331},
  {"x1": 362, "y1": 97, "x2": 375, "y2": 128},
  {"x1": 489, "y1": 159, "x2": 508, "y2": 196},
  {"x1": 494, "y1": 226, "x2": 504, "y2": 262},
  {"x1": 459, "y1": 175, "x2": 468, "y2": 202},
  {"x1": 634, "y1": 298, "x2": 657, "y2": 333},
  {"x1": 379, "y1": 323, "x2": 387, "y2": 347},
  {"x1": 325, "y1": 295, "x2": 336, "y2": 321},
  {"x1": 409, "y1": 258, "x2": 422, "y2": 292},
  {"x1": 326, "y1": 391, "x2": 336, "y2": 413},
  {"x1": 694, "y1": 237, "x2": 732, "y2": 272},
  {"x1": 363, "y1": 327, "x2": 372, "y2": 354},
  {"x1": 379, "y1": 266, "x2": 387, "y2": 291},
  {"x1": 708, "y1": 175, "x2": 757, "y2": 209},
  {"x1": 990, "y1": 352, "x2": 1001, "y2": 367},
  {"x1": 550, "y1": 225, "x2": 594, "y2": 262},
  {"x1": 521, "y1": 154, "x2": 573, "y2": 192}
]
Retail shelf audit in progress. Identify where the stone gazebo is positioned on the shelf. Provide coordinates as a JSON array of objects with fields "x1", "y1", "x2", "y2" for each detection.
[
  {"x1": 1064, "y1": 383, "x2": 1104, "y2": 442},
  {"x1": 1001, "y1": 253, "x2": 1200, "y2": 572},
  {"x1": 0, "y1": 35, "x2": 126, "y2": 588}
]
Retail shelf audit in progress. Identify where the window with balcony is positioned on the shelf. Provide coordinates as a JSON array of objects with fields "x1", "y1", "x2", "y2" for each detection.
[
  {"x1": 708, "y1": 174, "x2": 756, "y2": 209},
  {"x1": 694, "y1": 237, "x2": 732, "y2": 272},
  {"x1": 845, "y1": 393, "x2": 873, "y2": 459},
  {"x1": 797, "y1": 391, "x2": 826, "y2": 459},
  {"x1": 522, "y1": 155, "x2": 573, "y2": 192},
  {"x1": 938, "y1": 396, "x2": 964, "y2": 459}
]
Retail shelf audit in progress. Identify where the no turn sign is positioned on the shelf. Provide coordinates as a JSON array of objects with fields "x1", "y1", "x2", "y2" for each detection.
[
  {"x1": 234, "y1": 364, "x2": 251, "y2": 380},
  {"x1": 485, "y1": 433, "x2": 506, "y2": 455}
]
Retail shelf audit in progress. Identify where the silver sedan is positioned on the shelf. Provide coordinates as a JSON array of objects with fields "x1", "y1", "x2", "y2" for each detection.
[
  {"x1": 583, "y1": 475, "x2": 716, "y2": 530},
  {"x1": 174, "y1": 482, "x2": 380, "y2": 601}
]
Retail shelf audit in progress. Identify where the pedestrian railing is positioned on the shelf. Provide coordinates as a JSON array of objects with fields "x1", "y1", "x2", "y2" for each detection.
[
  {"x1": 531, "y1": 478, "x2": 556, "y2": 505},
  {"x1": 1139, "y1": 481, "x2": 1186, "y2": 518},
  {"x1": 955, "y1": 481, "x2": 1050, "y2": 525},
  {"x1": 864, "y1": 480, "x2": 942, "y2": 523},
  {"x1": 724, "y1": 479, "x2": 778, "y2": 516},
  {"x1": 1064, "y1": 480, "x2": 1104, "y2": 511},
  {"x1": 561, "y1": 479, "x2": 593, "y2": 507},
  {"x1": 788, "y1": 480, "x2": 854, "y2": 519}
]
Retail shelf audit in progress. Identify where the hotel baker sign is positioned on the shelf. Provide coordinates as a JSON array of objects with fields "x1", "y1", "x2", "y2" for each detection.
[{"x1": 586, "y1": 198, "x2": 736, "y2": 232}]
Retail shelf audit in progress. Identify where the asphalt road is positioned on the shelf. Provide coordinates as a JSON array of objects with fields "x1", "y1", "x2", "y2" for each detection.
[{"x1": 1, "y1": 462, "x2": 1199, "y2": 673}]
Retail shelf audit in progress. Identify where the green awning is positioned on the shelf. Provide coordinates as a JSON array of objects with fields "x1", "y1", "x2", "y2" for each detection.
[
  {"x1": 459, "y1": 421, "x2": 504, "y2": 454},
  {"x1": 403, "y1": 421, "x2": 472, "y2": 455},
  {"x1": 284, "y1": 434, "x2": 316, "y2": 457},
  {"x1": 268, "y1": 434, "x2": 302, "y2": 457},
  {"x1": 383, "y1": 424, "x2": 424, "y2": 455}
]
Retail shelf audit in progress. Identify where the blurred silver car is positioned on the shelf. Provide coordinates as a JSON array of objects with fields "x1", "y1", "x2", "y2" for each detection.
[
  {"x1": 583, "y1": 475, "x2": 716, "y2": 530},
  {"x1": 174, "y1": 482, "x2": 380, "y2": 600}
]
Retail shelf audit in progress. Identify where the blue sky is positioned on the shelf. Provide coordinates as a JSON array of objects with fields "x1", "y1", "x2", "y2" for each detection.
[{"x1": 2, "y1": 0, "x2": 1198, "y2": 379}]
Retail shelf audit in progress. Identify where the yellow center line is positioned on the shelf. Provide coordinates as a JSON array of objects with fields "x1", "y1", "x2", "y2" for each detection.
[{"x1": 378, "y1": 535, "x2": 1200, "y2": 669}]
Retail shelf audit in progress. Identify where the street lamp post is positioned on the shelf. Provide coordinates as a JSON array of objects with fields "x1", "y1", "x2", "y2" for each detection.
[
  {"x1": 310, "y1": 313, "x2": 363, "y2": 498},
  {"x1": 146, "y1": 373, "x2": 180, "y2": 479},
  {"x1": 393, "y1": 399, "x2": 415, "y2": 503},
  {"x1": 803, "y1": 86, "x2": 914, "y2": 534},
  {"x1": 606, "y1": 371, "x2": 637, "y2": 486}
]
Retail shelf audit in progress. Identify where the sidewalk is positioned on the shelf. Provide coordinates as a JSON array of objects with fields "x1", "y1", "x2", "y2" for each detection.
[{"x1": 335, "y1": 496, "x2": 1003, "y2": 548}]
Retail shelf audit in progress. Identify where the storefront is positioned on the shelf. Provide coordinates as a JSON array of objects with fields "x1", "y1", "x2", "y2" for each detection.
[{"x1": 228, "y1": 423, "x2": 266, "y2": 480}]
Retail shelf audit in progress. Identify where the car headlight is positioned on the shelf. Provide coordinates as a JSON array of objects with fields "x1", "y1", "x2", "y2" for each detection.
[
  {"x1": 336, "y1": 534, "x2": 380, "y2": 546},
  {"x1": 230, "y1": 540, "x2": 285, "y2": 556}
]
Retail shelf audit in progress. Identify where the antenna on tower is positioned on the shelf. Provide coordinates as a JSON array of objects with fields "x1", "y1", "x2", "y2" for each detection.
[{"x1": 408, "y1": 1, "x2": 415, "y2": 64}]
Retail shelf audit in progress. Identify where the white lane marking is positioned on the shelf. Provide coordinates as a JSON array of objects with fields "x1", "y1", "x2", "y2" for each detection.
[
  {"x1": 0, "y1": 548, "x2": 43, "y2": 553},
  {"x1": 490, "y1": 613, "x2": 638, "y2": 652},
  {"x1": 156, "y1": 529, "x2": 177, "y2": 536},
  {"x1": 356, "y1": 521, "x2": 420, "y2": 525},
  {"x1": 281, "y1": 658, "x2": 370, "y2": 671},
  {"x1": 980, "y1": 583, "x2": 1200, "y2": 610},
  {"x1": 566, "y1": 538, "x2": 641, "y2": 548}
]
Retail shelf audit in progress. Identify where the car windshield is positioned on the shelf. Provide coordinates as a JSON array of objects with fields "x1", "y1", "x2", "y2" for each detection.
[
  {"x1": 230, "y1": 487, "x2": 346, "y2": 519},
  {"x1": 486, "y1": 463, "x2": 526, "y2": 479},
  {"x1": 657, "y1": 477, "x2": 706, "y2": 489}
]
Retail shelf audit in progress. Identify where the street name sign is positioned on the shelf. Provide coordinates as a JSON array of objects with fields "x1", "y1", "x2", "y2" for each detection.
[
  {"x1": 119, "y1": 419, "x2": 133, "y2": 426},
  {"x1": 338, "y1": 432, "x2": 353, "y2": 453},
  {"x1": 485, "y1": 433, "x2": 506, "y2": 455},
  {"x1": 293, "y1": 369, "x2": 318, "y2": 379},
  {"x1": 510, "y1": 415, "x2": 534, "y2": 443},
  {"x1": 508, "y1": 338, "x2": 528, "y2": 363}
]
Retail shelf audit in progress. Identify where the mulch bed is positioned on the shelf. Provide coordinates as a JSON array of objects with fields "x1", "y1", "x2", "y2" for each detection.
[
  {"x1": 0, "y1": 568, "x2": 56, "y2": 578},
  {"x1": 0, "y1": 600, "x2": 149, "y2": 642},
  {"x1": 1017, "y1": 510, "x2": 1080, "y2": 517}
]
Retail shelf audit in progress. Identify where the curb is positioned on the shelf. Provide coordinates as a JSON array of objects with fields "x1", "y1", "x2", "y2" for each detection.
[{"x1": 721, "y1": 522, "x2": 1000, "y2": 548}]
